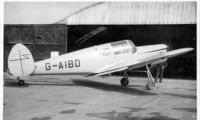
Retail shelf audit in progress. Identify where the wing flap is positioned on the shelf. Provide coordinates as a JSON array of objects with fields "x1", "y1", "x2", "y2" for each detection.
[
  {"x1": 94, "y1": 60, "x2": 125, "y2": 73},
  {"x1": 86, "y1": 67, "x2": 128, "y2": 77}
]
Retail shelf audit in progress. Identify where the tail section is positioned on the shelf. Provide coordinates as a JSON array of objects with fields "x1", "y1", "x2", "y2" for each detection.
[{"x1": 8, "y1": 43, "x2": 35, "y2": 77}]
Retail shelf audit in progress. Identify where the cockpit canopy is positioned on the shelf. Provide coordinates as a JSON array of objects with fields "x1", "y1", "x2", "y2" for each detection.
[
  {"x1": 110, "y1": 40, "x2": 137, "y2": 54},
  {"x1": 98, "y1": 40, "x2": 137, "y2": 56}
]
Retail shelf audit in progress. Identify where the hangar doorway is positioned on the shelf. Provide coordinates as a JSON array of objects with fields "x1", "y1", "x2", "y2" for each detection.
[{"x1": 67, "y1": 25, "x2": 196, "y2": 79}]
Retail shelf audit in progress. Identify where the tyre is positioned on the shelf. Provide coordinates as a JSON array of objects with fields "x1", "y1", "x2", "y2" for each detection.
[
  {"x1": 18, "y1": 80, "x2": 25, "y2": 85},
  {"x1": 120, "y1": 78, "x2": 129, "y2": 86},
  {"x1": 146, "y1": 82, "x2": 155, "y2": 90}
]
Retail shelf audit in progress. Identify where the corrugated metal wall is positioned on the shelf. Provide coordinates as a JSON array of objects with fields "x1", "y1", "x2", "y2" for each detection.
[{"x1": 65, "y1": 2, "x2": 196, "y2": 25}]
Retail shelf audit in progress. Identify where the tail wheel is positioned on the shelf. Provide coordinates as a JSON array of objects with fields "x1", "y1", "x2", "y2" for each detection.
[
  {"x1": 120, "y1": 78, "x2": 129, "y2": 86},
  {"x1": 18, "y1": 80, "x2": 25, "y2": 85},
  {"x1": 146, "y1": 82, "x2": 155, "y2": 90},
  {"x1": 17, "y1": 77, "x2": 25, "y2": 85}
]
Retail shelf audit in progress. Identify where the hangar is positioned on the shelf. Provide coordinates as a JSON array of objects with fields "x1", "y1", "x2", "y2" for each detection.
[
  {"x1": 3, "y1": 2, "x2": 197, "y2": 120},
  {"x1": 4, "y1": 1, "x2": 196, "y2": 79}
]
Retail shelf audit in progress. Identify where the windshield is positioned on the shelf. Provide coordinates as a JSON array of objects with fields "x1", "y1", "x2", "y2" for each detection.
[{"x1": 127, "y1": 40, "x2": 137, "y2": 54}]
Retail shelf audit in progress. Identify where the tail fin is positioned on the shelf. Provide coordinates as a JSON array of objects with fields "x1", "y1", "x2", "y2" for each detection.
[{"x1": 8, "y1": 43, "x2": 35, "y2": 77}]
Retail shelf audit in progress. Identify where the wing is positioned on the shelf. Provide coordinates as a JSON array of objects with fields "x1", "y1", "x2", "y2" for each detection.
[{"x1": 87, "y1": 48, "x2": 193, "y2": 77}]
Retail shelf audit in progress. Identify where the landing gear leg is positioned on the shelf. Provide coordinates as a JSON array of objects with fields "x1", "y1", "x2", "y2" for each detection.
[
  {"x1": 120, "y1": 72, "x2": 129, "y2": 86},
  {"x1": 17, "y1": 77, "x2": 25, "y2": 85},
  {"x1": 146, "y1": 65, "x2": 156, "y2": 90}
]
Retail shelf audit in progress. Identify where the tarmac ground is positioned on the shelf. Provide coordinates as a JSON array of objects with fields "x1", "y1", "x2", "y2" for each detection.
[{"x1": 3, "y1": 73, "x2": 196, "y2": 120}]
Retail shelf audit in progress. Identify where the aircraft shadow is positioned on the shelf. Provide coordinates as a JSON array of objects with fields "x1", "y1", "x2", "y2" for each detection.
[
  {"x1": 4, "y1": 81, "x2": 30, "y2": 88},
  {"x1": 4, "y1": 78, "x2": 157, "y2": 96},
  {"x1": 4, "y1": 79, "x2": 76, "y2": 87},
  {"x1": 4, "y1": 79, "x2": 30, "y2": 88},
  {"x1": 71, "y1": 79, "x2": 157, "y2": 96}
]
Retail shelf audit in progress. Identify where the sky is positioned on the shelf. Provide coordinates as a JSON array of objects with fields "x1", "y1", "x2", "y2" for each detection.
[{"x1": 4, "y1": 2, "x2": 92, "y2": 24}]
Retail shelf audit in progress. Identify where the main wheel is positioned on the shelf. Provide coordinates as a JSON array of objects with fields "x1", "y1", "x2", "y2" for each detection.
[
  {"x1": 18, "y1": 80, "x2": 25, "y2": 85},
  {"x1": 120, "y1": 78, "x2": 129, "y2": 86},
  {"x1": 146, "y1": 82, "x2": 155, "y2": 90}
]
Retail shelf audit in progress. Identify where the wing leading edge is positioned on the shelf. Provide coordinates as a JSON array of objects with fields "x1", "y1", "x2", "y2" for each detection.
[{"x1": 87, "y1": 48, "x2": 193, "y2": 77}]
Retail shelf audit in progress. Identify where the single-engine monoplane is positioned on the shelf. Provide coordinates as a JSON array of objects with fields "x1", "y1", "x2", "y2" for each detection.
[{"x1": 7, "y1": 40, "x2": 193, "y2": 90}]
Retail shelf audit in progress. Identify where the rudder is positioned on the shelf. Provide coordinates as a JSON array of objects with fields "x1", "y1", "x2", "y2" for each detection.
[{"x1": 8, "y1": 43, "x2": 35, "y2": 77}]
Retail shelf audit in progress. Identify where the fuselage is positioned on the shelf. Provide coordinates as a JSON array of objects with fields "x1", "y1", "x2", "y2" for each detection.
[{"x1": 33, "y1": 40, "x2": 168, "y2": 75}]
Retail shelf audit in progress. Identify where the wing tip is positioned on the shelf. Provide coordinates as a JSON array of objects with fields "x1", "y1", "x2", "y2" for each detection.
[{"x1": 183, "y1": 48, "x2": 194, "y2": 52}]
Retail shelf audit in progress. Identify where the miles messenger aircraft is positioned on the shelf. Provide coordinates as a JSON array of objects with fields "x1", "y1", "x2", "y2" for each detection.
[{"x1": 7, "y1": 40, "x2": 193, "y2": 90}]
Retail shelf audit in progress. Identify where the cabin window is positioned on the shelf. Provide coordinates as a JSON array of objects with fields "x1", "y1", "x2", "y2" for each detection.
[
  {"x1": 114, "y1": 50, "x2": 121, "y2": 55},
  {"x1": 110, "y1": 40, "x2": 128, "y2": 47},
  {"x1": 122, "y1": 48, "x2": 130, "y2": 53},
  {"x1": 101, "y1": 47, "x2": 111, "y2": 56}
]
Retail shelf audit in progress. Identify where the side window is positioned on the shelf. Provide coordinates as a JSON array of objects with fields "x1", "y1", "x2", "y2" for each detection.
[
  {"x1": 114, "y1": 50, "x2": 121, "y2": 55},
  {"x1": 122, "y1": 48, "x2": 130, "y2": 53},
  {"x1": 101, "y1": 47, "x2": 111, "y2": 56}
]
